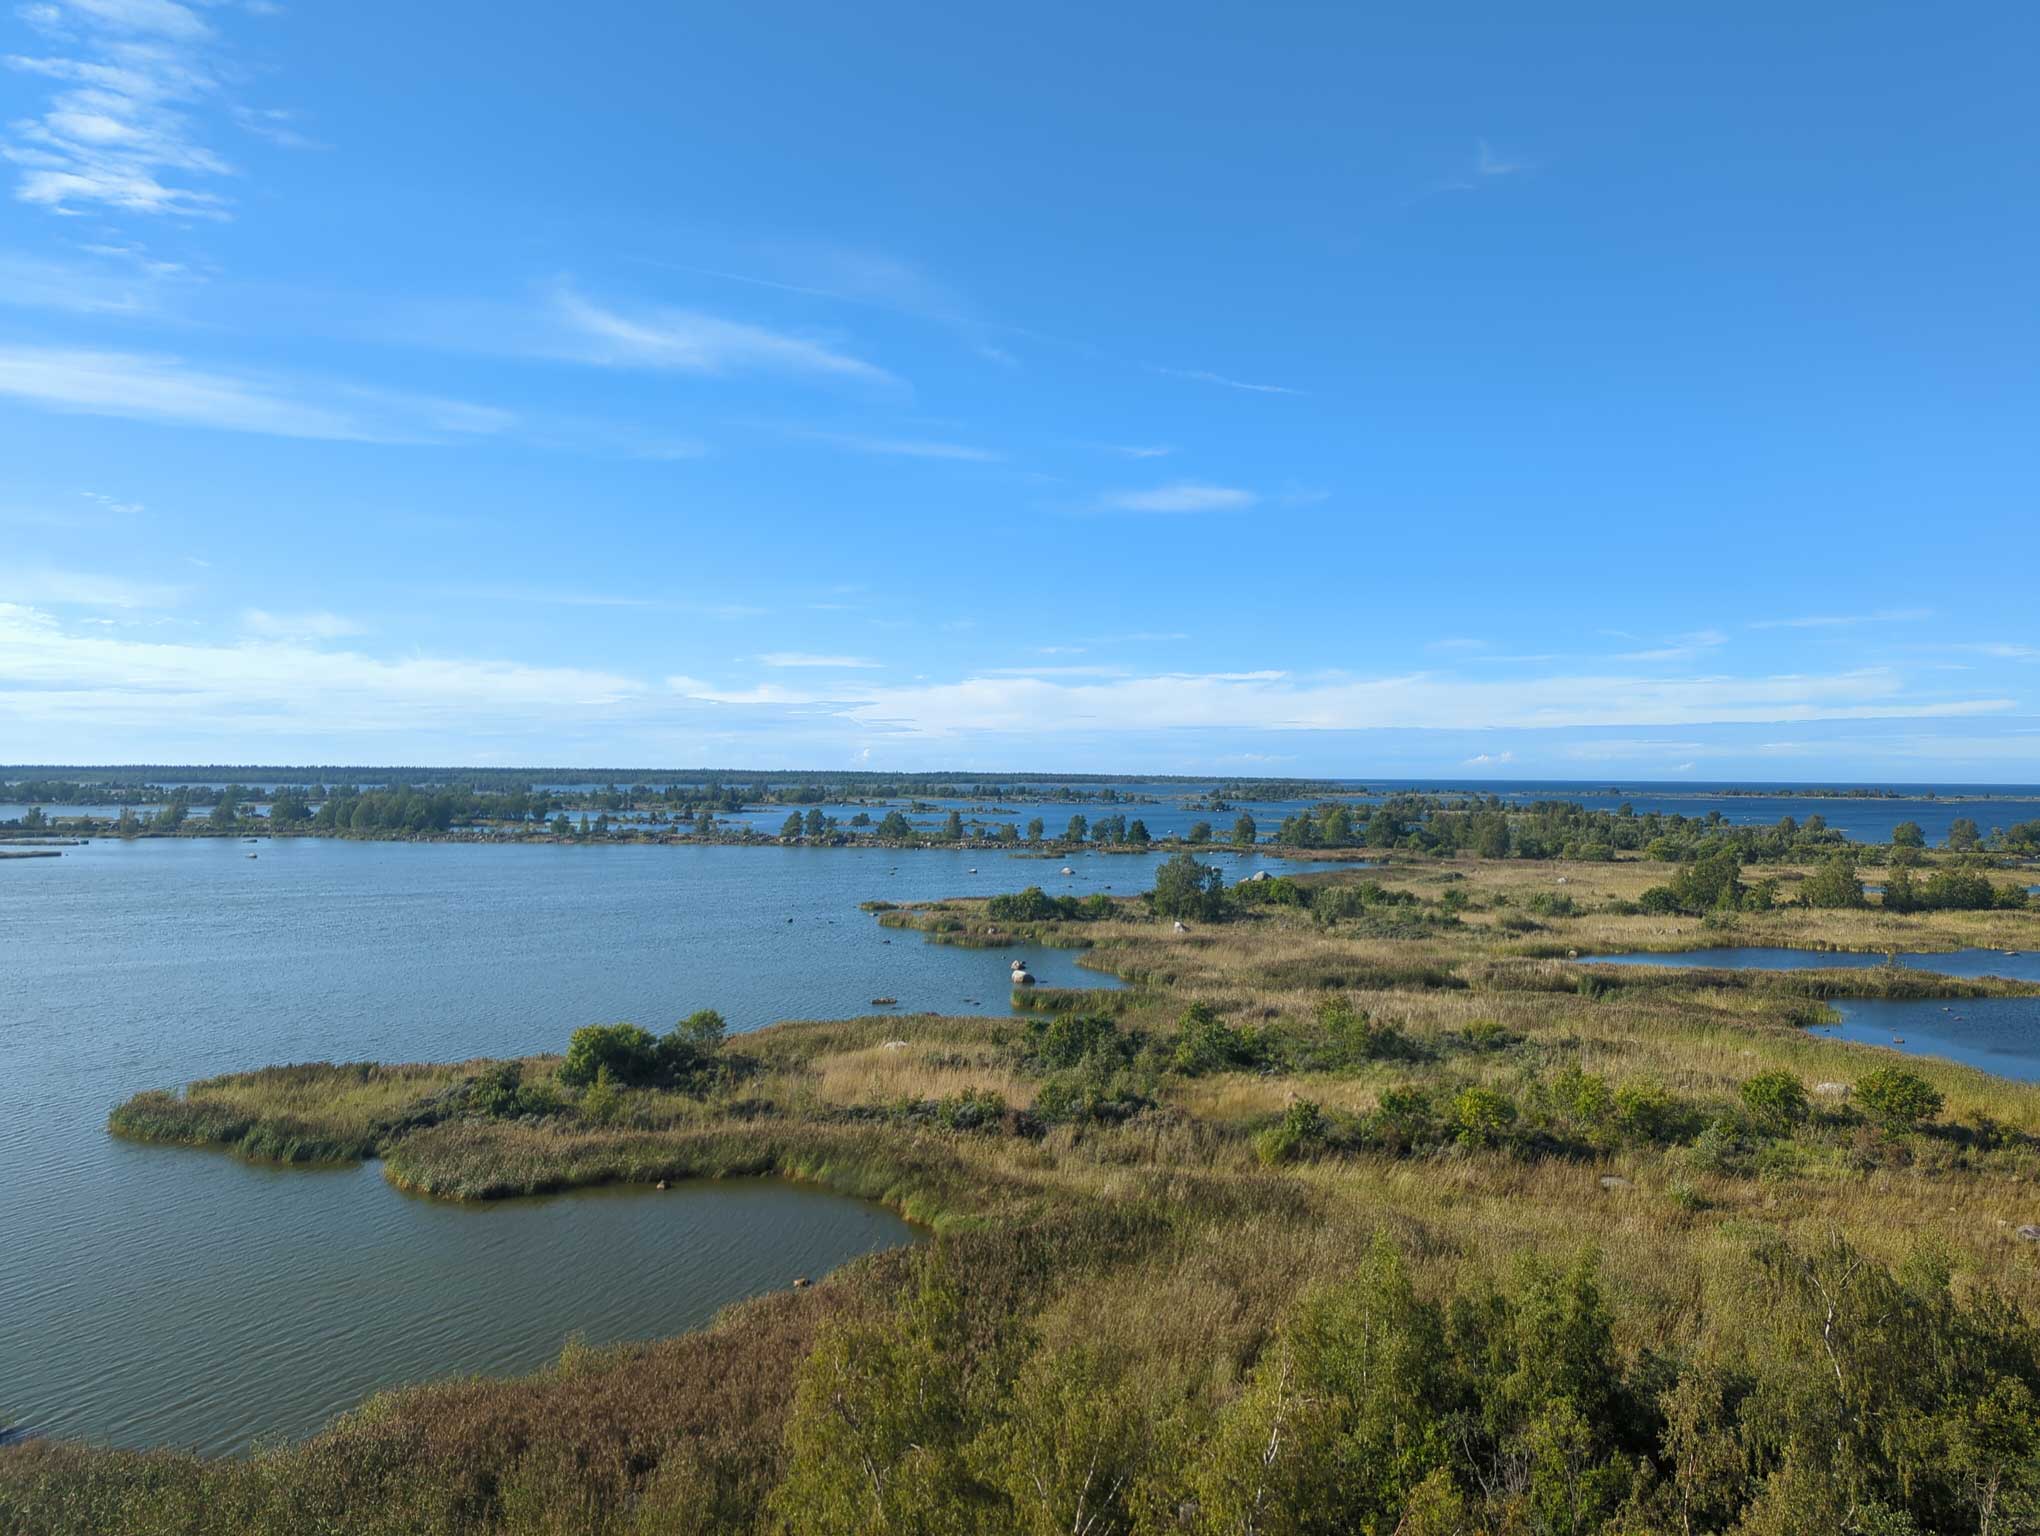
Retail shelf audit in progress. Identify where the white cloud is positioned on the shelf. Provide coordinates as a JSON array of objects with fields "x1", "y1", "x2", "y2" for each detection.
[
  {"x1": 1464, "y1": 750, "x2": 1515, "y2": 766},
  {"x1": 1475, "y1": 138, "x2": 1529, "y2": 177},
  {"x1": 0, "y1": 345, "x2": 513, "y2": 442},
  {"x1": 2, "y1": 603, "x2": 2024, "y2": 763},
  {"x1": 0, "y1": 603, "x2": 645, "y2": 744},
  {"x1": 3, "y1": 0, "x2": 247, "y2": 218},
  {"x1": 1155, "y1": 366, "x2": 1302, "y2": 396},
  {"x1": 0, "y1": 565, "x2": 182, "y2": 607},
  {"x1": 800, "y1": 431, "x2": 1001, "y2": 462},
  {"x1": 981, "y1": 664, "x2": 1131, "y2": 678},
  {"x1": 0, "y1": 248, "x2": 184, "y2": 313},
  {"x1": 229, "y1": 104, "x2": 321, "y2": 150},
  {"x1": 1612, "y1": 629, "x2": 1728, "y2": 662},
  {"x1": 242, "y1": 608, "x2": 362, "y2": 640},
  {"x1": 1955, "y1": 643, "x2": 2039, "y2": 661},
  {"x1": 79, "y1": 488, "x2": 143, "y2": 514},
  {"x1": 756, "y1": 652, "x2": 881, "y2": 669},
  {"x1": 1108, "y1": 443, "x2": 1174, "y2": 458},
  {"x1": 553, "y1": 288, "x2": 896, "y2": 385},
  {"x1": 666, "y1": 665, "x2": 2012, "y2": 739},
  {"x1": 1100, "y1": 481, "x2": 1258, "y2": 513},
  {"x1": 1749, "y1": 608, "x2": 1932, "y2": 630}
]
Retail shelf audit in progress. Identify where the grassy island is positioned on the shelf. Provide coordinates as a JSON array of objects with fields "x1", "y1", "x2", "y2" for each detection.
[{"x1": 12, "y1": 852, "x2": 2040, "y2": 1534}]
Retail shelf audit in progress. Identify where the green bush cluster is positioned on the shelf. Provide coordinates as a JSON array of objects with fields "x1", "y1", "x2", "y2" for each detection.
[
  {"x1": 559, "y1": 1010, "x2": 730, "y2": 1093},
  {"x1": 984, "y1": 886, "x2": 1116, "y2": 922},
  {"x1": 766, "y1": 1229, "x2": 2040, "y2": 1536}
]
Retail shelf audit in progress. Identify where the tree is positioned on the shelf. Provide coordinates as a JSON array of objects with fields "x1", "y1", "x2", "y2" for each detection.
[
  {"x1": 1026, "y1": 817, "x2": 1044, "y2": 843},
  {"x1": 1856, "y1": 1066, "x2": 1943, "y2": 1132},
  {"x1": 1799, "y1": 855, "x2": 1866, "y2": 909},
  {"x1": 1231, "y1": 813, "x2": 1256, "y2": 847},
  {"x1": 659, "y1": 1009, "x2": 727, "y2": 1084},
  {"x1": 878, "y1": 810, "x2": 913, "y2": 839},
  {"x1": 1948, "y1": 817, "x2": 1982, "y2": 851},
  {"x1": 1892, "y1": 820, "x2": 1926, "y2": 848},
  {"x1": 1064, "y1": 814, "x2": 1088, "y2": 843},
  {"x1": 1187, "y1": 820, "x2": 1213, "y2": 845},
  {"x1": 772, "y1": 1268, "x2": 977, "y2": 1536},
  {"x1": 967, "y1": 1343, "x2": 1158, "y2": 1536},
  {"x1": 1150, "y1": 851, "x2": 1226, "y2": 921},
  {"x1": 941, "y1": 810, "x2": 964, "y2": 841},
  {"x1": 561, "y1": 1023, "x2": 660, "y2": 1087},
  {"x1": 1670, "y1": 844, "x2": 1743, "y2": 911},
  {"x1": 804, "y1": 807, "x2": 827, "y2": 838},
  {"x1": 1125, "y1": 818, "x2": 1151, "y2": 845}
]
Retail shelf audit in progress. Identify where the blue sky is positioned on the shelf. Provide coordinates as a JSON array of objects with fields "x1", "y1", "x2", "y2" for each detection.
[{"x1": 0, "y1": 1, "x2": 2035, "y2": 777}]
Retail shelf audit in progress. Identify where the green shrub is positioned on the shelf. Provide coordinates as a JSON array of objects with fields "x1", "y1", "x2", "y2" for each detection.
[
  {"x1": 1856, "y1": 1067, "x2": 1944, "y2": 1131},
  {"x1": 1256, "y1": 1098, "x2": 1329, "y2": 1165},
  {"x1": 561, "y1": 1023, "x2": 660, "y2": 1087},
  {"x1": 1740, "y1": 1069, "x2": 1809, "y2": 1130},
  {"x1": 1373, "y1": 1086, "x2": 1439, "y2": 1152},
  {"x1": 1450, "y1": 1086, "x2": 1517, "y2": 1148},
  {"x1": 1613, "y1": 1080, "x2": 1689, "y2": 1144},
  {"x1": 935, "y1": 1088, "x2": 1007, "y2": 1132},
  {"x1": 1170, "y1": 1002, "x2": 1261, "y2": 1075}
]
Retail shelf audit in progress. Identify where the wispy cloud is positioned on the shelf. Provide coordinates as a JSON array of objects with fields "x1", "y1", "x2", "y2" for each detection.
[
  {"x1": 1426, "y1": 138, "x2": 1536, "y2": 198},
  {"x1": 0, "y1": 344, "x2": 513, "y2": 443},
  {"x1": 432, "y1": 585, "x2": 769, "y2": 618},
  {"x1": 662, "y1": 663, "x2": 2012, "y2": 739},
  {"x1": 1611, "y1": 628, "x2": 1728, "y2": 663},
  {"x1": 2, "y1": 0, "x2": 260, "y2": 218},
  {"x1": 1155, "y1": 366, "x2": 1303, "y2": 397},
  {"x1": 641, "y1": 244, "x2": 1022, "y2": 365},
  {"x1": 1464, "y1": 750, "x2": 1515, "y2": 766},
  {"x1": 798, "y1": 430, "x2": 1001, "y2": 462},
  {"x1": 1, "y1": 604, "x2": 2019, "y2": 762},
  {"x1": 1749, "y1": 608, "x2": 1932, "y2": 630},
  {"x1": 229, "y1": 104, "x2": 322, "y2": 150},
  {"x1": 1956, "y1": 642, "x2": 2040, "y2": 661},
  {"x1": 1428, "y1": 636, "x2": 1488, "y2": 654},
  {"x1": 242, "y1": 608, "x2": 361, "y2": 640},
  {"x1": 980, "y1": 664, "x2": 1130, "y2": 678},
  {"x1": 0, "y1": 602, "x2": 646, "y2": 749},
  {"x1": 1107, "y1": 443, "x2": 1174, "y2": 459},
  {"x1": 1474, "y1": 138, "x2": 1529, "y2": 178},
  {"x1": 1099, "y1": 481, "x2": 1258, "y2": 514},
  {"x1": 553, "y1": 288, "x2": 897, "y2": 385},
  {"x1": 0, "y1": 247, "x2": 188, "y2": 313},
  {"x1": 79, "y1": 488, "x2": 143, "y2": 514},
  {"x1": 756, "y1": 651, "x2": 881, "y2": 669},
  {"x1": 0, "y1": 565, "x2": 182, "y2": 607}
]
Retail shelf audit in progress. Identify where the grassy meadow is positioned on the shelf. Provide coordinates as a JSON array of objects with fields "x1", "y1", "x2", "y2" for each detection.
[{"x1": 10, "y1": 851, "x2": 2040, "y2": 1534}]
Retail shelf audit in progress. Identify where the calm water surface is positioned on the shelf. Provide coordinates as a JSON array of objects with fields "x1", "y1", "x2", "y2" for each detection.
[
  {"x1": 1819, "y1": 998, "x2": 2040, "y2": 1083},
  {"x1": 2, "y1": 840, "x2": 1292, "y2": 1452}
]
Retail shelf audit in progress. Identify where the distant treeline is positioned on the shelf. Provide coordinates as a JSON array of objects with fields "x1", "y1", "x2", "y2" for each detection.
[{"x1": 1268, "y1": 794, "x2": 2040, "y2": 858}]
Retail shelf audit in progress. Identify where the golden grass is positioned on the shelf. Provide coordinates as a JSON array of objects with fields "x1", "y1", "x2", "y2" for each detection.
[{"x1": 809, "y1": 1042, "x2": 1038, "y2": 1109}]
